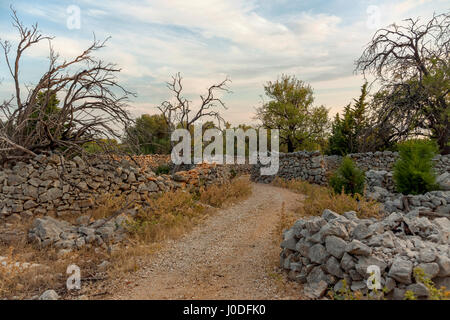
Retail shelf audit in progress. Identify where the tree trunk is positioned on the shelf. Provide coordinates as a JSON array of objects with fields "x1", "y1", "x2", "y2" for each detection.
[
  {"x1": 437, "y1": 98, "x2": 449, "y2": 155},
  {"x1": 437, "y1": 129, "x2": 450, "y2": 155},
  {"x1": 287, "y1": 137, "x2": 294, "y2": 153}
]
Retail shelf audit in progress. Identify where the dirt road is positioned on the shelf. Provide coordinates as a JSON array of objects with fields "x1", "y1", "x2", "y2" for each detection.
[{"x1": 109, "y1": 183, "x2": 304, "y2": 300}]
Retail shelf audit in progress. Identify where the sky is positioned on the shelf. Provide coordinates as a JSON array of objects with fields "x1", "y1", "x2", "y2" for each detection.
[{"x1": 0, "y1": 0, "x2": 448, "y2": 127}]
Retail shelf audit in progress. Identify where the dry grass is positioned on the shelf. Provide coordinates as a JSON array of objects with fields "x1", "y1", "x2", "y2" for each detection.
[
  {"x1": 271, "y1": 202, "x2": 297, "y2": 245},
  {"x1": 0, "y1": 242, "x2": 109, "y2": 299},
  {"x1": 198, "y1": 176, "x2": 252, "y2": 208},
  {"x1": 126, "y1": 190, "x2": 208, "y2": 243},
  {"x1": 272, "y1": 177, "x2": 381, "y2": 219},
  {"x1": 127, "y1": 176, "x2": 252, "y2": 243}
]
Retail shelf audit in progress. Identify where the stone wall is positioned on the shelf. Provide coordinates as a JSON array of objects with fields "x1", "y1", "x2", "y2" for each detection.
[
  {"x1": 251, "y1": 151, "x2": 327, "y2": 185},
  {"x1": 281, "y1": 209, "x2": 450, "y2": 299},
  {"x1": 0, "y1": 153, "x2": 242, "y2": 222},
  {"x1": 251, "y1": 151, "x2": 450, "y2": 185},
  {"x1": 327, "y1": 152, "x2": 450, "y2": 174}
]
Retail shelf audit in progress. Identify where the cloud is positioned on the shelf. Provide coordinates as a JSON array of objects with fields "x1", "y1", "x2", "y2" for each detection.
[{"x1": 0, "y1": 0, "x2": 448, "y2": 125}]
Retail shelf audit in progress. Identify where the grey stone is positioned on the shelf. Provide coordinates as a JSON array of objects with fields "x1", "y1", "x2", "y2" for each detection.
[
  {"x1": 385, "y1": 277, "x2": 396, "y2": 293},
  {"x1": 304, "y1": 217, "x2": 327, "y2": 233},
  {"x1": 349, "y1": 269, "x2": 363, "y2": 281},
  {"x1": 343, "y1": 211, "x2": 358, "y2": 220},
  {"x1": 319, "y1": 220, "x2": 349, "y2": 240},
  {"x1": 325, "y1": 256, "x2": 344, "y2": 278},
  {"x1": 388, "y1": 258, "x2": 413, "y2": 284},
  {"x1": 350, "y1": 281, "x2": 367, "y2": 293},
  {"x1": 295, "y1": 239, "x2": 312, "y2": 257},
  {"x1": 333, "y1": 279, "x2": 351, "y2": 293},
  {"x1": 345, "y1": 239, "x2": 372, "y2": 256},
  {"x1": 39, "y1": 290, "x2": 59, "y2": 300},
  {"x1": 419, "y1": 248, "x2": 436, "y2": 263},
  {"x1": 352, "y1": 223, "x2": 371, "y2": 240},
  {"x1": 75, "y1": 237, "x2": 85, "y2": 249},
  {"x1": 308, "y1": 232, "x2": 323, "y2": 244},
  {"x1": 8, "y1": 174, "x2": 26, "y2": 186},
  {"x1": 303, "y1": 280, "x2": 328, "y2": 299},
  {"x1": 307, "y1": 266, "x2": 334, "y2": 285},
  {"x1": 406, "y1": 283, "x2": 429, "y2": 298},
  {"x1": 368, "y1": 232, "x2": 395, "y2": 248},
  {"x1": 96, "y1": 226, "x2": 115, "y2": 241},
  {"x1": 436, "y1": 172, "x2": 450, "y2": 191},
  {"x1": 436, "y1": 255, "x2": 450, "y2": 277},
  {"x1": 340, "y1": 252, "x2": 356, "y2": 272},
  {"x1": 390, "y1": 288, "x2": 406, "y2": 300},
  {"x1": 308, "y1": 244, "x2": 329, "y2": 264},
  {"x1": 325, "y1": 236, "x2": 347, "y2": 259},
  {"x1": 322, "y1": 209, "x2": 341, "y2": 222},
  {"x1": 44, "y1": 187, "x2": 63, "y2": 201},
  {"x1": 29, "y1": 216, "x2": 70, "y2": 242},
  {"x1": 417, "y1": 263, "x2": 439, "y2": 279},
  {"x1": 23, "y1": 200, "x2": 38, "y2": 210},
  {"x1": 281, "y1": 229, "x2": 297, "y2": 251}
]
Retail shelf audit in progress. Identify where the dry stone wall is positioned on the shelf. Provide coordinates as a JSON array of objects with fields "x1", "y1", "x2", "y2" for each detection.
[
  {"x1": 0, "y1": 153, "x2": 241, "y2": 222},
  {"x1": 252, "y1": 151, "x2": 450, "y2": 186},
  {"x1": 251, "y1": 151, "x2": 327, "y2": 185}
]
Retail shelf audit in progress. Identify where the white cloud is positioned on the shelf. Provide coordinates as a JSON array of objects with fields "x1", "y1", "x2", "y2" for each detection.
[{"x1": 1, "y1": 0, "x2": 448, "y2": 126}]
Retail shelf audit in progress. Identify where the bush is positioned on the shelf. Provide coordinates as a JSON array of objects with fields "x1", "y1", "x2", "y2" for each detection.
[
  {"x1": 154, "y1": 164, "x2": 171, "y2": 175},
  {"x1": 272, "y1": 178, "x2": 380, "y2": 219},
  {"x1": 329, "y1": 157, "x2": 365, "y2": 195},
  {"x1": 393, "y1": 139, "x2": 438, "y2": 195}
]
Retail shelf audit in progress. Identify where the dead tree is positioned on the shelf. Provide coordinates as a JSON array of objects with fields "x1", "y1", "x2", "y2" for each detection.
[
  {"x1": 158, "y1": 72, "x2": 231, "y2": 140},
  {"x1": 0, "y1": 8, "x2": 134, "y2": 163},
  {"x1": 157, "y1": 73, "x2": 231, "y2": 171},
  {"x1": 355, "y1": 12, "x2": 449, "y2": 154}
]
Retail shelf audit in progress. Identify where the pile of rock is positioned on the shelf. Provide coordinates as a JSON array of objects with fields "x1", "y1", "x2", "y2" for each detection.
[
  {"x1": 365, "y1": 170, "x2": 450, "y2": 217},
  {"x1": 27, "y1": 214, "x2": 129, "y2": 253},
  {"x1": 281, "y1": 209, "x2": 450, "y2": 299}
]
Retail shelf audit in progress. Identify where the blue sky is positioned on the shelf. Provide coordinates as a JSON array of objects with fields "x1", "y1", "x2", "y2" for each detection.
[{"x1": 0, "y1": 0, "x2": 448, "y2": 126}]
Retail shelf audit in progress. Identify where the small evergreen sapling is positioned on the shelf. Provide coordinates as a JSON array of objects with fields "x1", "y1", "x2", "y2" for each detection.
[
  {"x1": 393, "y1": 140, "x2": 438, "y2": 195},
  {"x1": 329, "y1": 157, "x2": 365, "y2": 195}
]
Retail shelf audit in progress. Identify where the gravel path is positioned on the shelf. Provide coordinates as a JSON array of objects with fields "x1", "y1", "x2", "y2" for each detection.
[{"x1": 109, "y1": 182, "x2": 304, "y2": 300}]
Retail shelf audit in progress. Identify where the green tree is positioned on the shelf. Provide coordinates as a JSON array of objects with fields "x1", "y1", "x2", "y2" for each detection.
[
  {"x1": 329, "y1": 157, "x2": 365, "y2": 195},
  {"x1": 327, "y1": 83, "x2": 370, "y2": 155},
  {"x1": 255, "y1": 74, "x2": 329, "y2": 152},
  {"x1": 125, "y1": 114, "x2": 171, "y2": 154},
  {"x1": 393, "y1": 139, "x2": 438, "y2": 195}
]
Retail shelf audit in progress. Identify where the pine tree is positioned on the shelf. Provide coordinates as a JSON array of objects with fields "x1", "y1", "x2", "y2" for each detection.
[{"x1": 326, "y1": 83, "x2": 369, "y2": 155}]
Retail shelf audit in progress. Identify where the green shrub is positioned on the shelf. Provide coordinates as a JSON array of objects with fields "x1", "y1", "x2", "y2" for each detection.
[
  {"x1": 329, "y1": 157, "x2": 365, "y2": 195},
  {"x1": 154, "y1": 164, "x2": 170, "y2": 175},
  {"x1": 393, "y1": 139, "x2": 438, "y2": 195}
]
